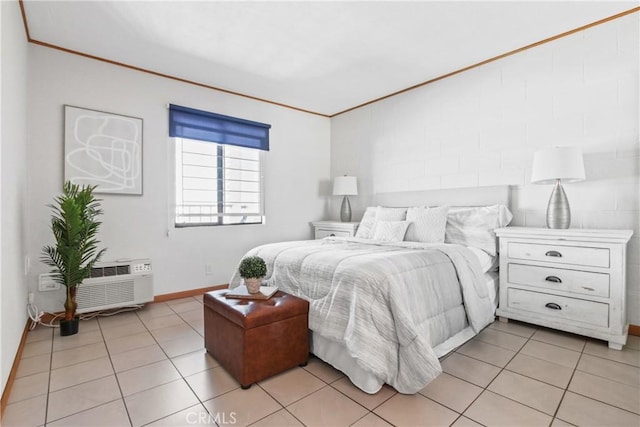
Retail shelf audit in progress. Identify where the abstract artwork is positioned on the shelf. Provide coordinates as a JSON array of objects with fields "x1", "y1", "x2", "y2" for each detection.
[{"x1": 64, "y1": 105, "x2": 143, "y2": 195}]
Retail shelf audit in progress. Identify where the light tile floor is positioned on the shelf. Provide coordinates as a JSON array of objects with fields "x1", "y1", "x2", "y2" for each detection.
[{"x1": 3, "y1": 295, "x2": 640, "y2": 426}]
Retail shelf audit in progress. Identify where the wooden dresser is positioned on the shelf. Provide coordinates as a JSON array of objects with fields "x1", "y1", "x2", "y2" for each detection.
[{"x1": 495, "y1": 227, "x2": 633, "y2": 349}]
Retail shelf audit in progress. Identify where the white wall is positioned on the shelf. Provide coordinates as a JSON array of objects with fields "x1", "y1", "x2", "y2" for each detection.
[
  {"x1": 1, "y1": 0, "x2": 29, "y2": 395},
  {"x1": 27, "y1": 46, "x2": 331, "y2": 313},
  {"x1": 331, "y1": 14, "x2": 640, "y2": 323}
]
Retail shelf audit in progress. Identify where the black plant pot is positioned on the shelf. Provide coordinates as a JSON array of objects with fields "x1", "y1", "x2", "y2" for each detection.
[{"x1": 60, "y1": 316, "x2": 80, "y2": 336}]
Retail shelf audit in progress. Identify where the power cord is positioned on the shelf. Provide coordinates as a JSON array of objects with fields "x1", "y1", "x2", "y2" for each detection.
[
  {"x1": 78, "y1": 305, "x2": 143, "y2": 320},
  {"x1": 26, "y1": 298, "x2": 144, "y2": 330},
  {"x1": 27, "y1": 301, "x2": 49, "y2": 330},
  {"x1": 27, "y1": 300, "x2": 64, "y2": 330}
]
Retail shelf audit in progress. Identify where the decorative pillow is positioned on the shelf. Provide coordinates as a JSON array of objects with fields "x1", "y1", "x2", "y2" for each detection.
[
  {"x1": 355, "y1": 206, "x2": 407, "y2": 239},
  {"x1": 355, "y1": 207, "x2": 377, "y2": 239},
  {"x1": 372, "y1": 221, "x2": 410, "y2": 242},
  {"x1": 445, "y1": 204, "x2": 513, "y2": 256},
  {"x1": 404, "y1": 205, "x2": 450, "y2": 243}
]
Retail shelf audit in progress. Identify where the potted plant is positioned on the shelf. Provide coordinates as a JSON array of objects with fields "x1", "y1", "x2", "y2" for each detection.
[
  {"x1": 239, "y1": 256, "x2": 267, "y2": 294},
  {"x1": 41, "y1": 181, "x2": 106, "y2": 336}
]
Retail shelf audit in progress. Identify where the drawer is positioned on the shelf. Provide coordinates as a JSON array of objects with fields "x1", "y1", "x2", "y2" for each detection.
[
  {"x1": 507, "y1": 288, "x2": 609, "y2": 328},
  {"x1": 316, "y1": 229, "x2": 351, "y2": 239},
  {"x1": 508, "y1": 242, "x2": 609, "y2": 268},
  {"x1": 508, "y1": 264, "x2": 609, "y2": 298}
]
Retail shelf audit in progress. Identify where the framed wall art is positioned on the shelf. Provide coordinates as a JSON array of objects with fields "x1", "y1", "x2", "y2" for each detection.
[{"x1": 64, "y1": 105, "x2": 143, "y2": 195}]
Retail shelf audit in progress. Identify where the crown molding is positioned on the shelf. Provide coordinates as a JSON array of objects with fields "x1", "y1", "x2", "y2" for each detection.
[
  {"x1": 331, "y1": 6, "x2": 640, "y2": 117},
  {"x1": 18, "y1": 1, "x2": 639, "y2": 119}
]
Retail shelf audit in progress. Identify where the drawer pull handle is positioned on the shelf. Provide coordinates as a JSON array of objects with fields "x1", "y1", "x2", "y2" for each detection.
[
  {"x1": 545, "y1": 250, "x2": 562, "y2": 258},
  {"x1": 545, "y1": 302, "x2": 562, "y2": 310},
  {"x1": 545, "y1": 276, "x2": 562, "y2": 283},
  {"x1": 329, "y1": 233, "x2": 336, "y2": 237},
  {"x1": 582, "y1": 286, "x2": 595, "y2": 292}
]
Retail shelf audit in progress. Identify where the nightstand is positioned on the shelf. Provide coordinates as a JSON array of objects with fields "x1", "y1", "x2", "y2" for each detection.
[
  {"x1": 495, "y1": 227, "x2": 633, "y2": 349},
  {"x1": 311, "y1": 221, "x2": 359, "y2": 239}
]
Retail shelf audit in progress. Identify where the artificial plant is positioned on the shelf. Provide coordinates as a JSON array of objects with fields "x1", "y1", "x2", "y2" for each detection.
[
  {"x1": 41, "y1": 181, "x2": 106, "y2": 321},
  {"x1": 239, "y1": 256, "x2": 267, "y2": 279}
]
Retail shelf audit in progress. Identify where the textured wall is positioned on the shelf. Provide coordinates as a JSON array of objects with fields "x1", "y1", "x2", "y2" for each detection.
[{"x1": 331, "y1": 13, "x2": 640, "y2": 323}]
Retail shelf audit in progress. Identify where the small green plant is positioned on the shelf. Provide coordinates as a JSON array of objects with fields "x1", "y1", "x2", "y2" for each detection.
[{"x1": 238, "y1": 256, "x2": 267, "y2": 279}]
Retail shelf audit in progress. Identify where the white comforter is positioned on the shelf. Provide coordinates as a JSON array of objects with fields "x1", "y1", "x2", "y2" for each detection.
[{"x1": 229, "y1": 237, "x2": 494, "y2": 393}]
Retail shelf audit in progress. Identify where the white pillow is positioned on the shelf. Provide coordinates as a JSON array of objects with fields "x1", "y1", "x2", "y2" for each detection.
[
  {"x1": 372, "y1": 221, "x2": 410, "y2": 242},
  {"x1": 445, "y1": 204, "x2": 513, "y2": 256},
  {"x1": 375, "y1": 206, "x2": 407, "y2": 221},
  {"x1": 356, "y1": 206, "x2": 407, "y2": 239},
  {"x1": 404, "y1": 205, "x2": 450, "y2": 243},
  {"x1": 355, "y1": 207, "x2": 377, "y2": 239}
]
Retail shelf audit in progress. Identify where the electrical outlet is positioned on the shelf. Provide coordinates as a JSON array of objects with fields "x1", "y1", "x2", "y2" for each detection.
[
  {"x1": 24, "y1": 255, "x2": 30, "y2": 276},
  {"x1": 38, "y1": 273, "x2": 60, "y2": 291},
  {"x1": 205, "y1": 263, "x2": 213, "y2": 275},
  {"x1": 28, "y1": 292, "x2": 34, "y2": 304}
]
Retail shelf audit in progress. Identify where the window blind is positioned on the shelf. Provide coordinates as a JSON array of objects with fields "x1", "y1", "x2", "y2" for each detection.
[{"x1": 169, "y1": 104, "x2": 271, "y2": 151}]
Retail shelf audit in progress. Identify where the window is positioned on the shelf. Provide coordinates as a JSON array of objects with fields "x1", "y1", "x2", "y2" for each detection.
[
  {"x1": 175, "y1": 138, "x2": 263, "y2": 225},
  {"x1": 169, "y1": 105, "x2": 270, "y2": 227}
]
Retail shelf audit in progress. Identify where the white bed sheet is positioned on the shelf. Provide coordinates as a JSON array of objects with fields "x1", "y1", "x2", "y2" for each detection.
[{"x1": 310, "y1": 271, "x2": 499, "y2": 394}]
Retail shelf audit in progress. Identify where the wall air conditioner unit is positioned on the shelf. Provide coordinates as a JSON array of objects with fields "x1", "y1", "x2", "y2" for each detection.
[{"x1": 75, "y1": 259, "x2": 154, "y2": 314}]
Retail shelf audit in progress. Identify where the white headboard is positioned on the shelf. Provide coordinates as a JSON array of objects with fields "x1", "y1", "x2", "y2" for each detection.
[{"x1": 373, "y1": 185, "x2": 511, "y2": 208}]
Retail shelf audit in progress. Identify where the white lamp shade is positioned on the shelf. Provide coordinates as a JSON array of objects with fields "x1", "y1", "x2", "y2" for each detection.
[
  {"x1": 531, "y1": 147, "x2": 585, "y2": 185},
  {"x1": 333, "y1": 175, "x2": 358, "y2": 196}
]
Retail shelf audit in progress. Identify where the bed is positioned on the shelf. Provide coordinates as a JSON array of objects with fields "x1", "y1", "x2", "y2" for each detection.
[{"x1": 229, "y1": 186, "x2": 512, "y2": 394}]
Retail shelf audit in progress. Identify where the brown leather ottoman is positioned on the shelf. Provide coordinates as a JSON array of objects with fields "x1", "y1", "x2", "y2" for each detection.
[{"x1": 203, "y1": 289, "x2": 309, "y2": 389}]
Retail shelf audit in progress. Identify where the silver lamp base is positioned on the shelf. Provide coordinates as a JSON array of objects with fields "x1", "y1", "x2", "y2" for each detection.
[
  {"x1": 546, "y1": 179, "x2": 571, "y2": 229},
  {"x1": 340, "y1": 195, "x2": 352, "y2": 222}
]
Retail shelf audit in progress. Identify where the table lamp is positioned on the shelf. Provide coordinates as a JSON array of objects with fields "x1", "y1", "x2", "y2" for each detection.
[
  {"x1": 531, "y1": 146, "x2": 585, "y2": 229},
  {"x1": 333, "y1": 175, "x2": 358, "y2": 222}
]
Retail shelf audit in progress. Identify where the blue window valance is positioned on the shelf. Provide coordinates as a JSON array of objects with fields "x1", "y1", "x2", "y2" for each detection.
[{"x1": 169, "y1": 104, "x2": 271, "y2": 151}]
